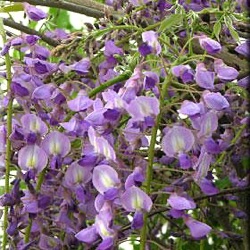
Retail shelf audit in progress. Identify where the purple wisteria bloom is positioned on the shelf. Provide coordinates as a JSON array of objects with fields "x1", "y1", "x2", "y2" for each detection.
[
  {"x1": 235, "y1": 40, "x2": 250, "y2": 57},
  {"x1": 198, "y1": 35, "x2": 222, "y2": 54},
  {"x1": 121, "y1": 186, "x2": 152, "y2": 212},
  {"x1": 162, "y1": 126, "x2": 195, "y2": 157},
  {"x1": 140, "y1": 31, "x2": 161, "y2": 55},
  {"x1": 197, "y1": 111, "x2": 218, "y2": 138},
  {"x1": 18, "y1": 144, "x2": 48, "y2": 173},
  {"x1": 23, "y1": 3, "x2": 47, "y2": 21},
  {"x1": 167, "y1": 193, "x2": 196, "y2": 210},
  {"x1": 67, "y1": 91, "x2": 94, "y2": 112},
  {"x1": 214, "y1": 59, "x2": 239, "y2": 81},
  {"x1": 104, "y1": 40, "x2": 123, "y2": 57},
  {"x1": 88, "y1": 126, "x2": 116, "y2": 161},
  {"x1": 20, "y1": 114, "x2": 48, "y2": 135},
  {"x1": 92, "y1": 165, "x2": 120, "y2": 197},
  {"x1": 178, "y1": 100, "x2": 201, "y2": 116},
  {"x1": 64, "y1": 161, "x2": 92, "y2": 188},
  {"x1": 126, "y1": 96, "x2": 159, "y2": 122},
  {"x1": 125, "y1": 167, "x2": 145, "y2": 189},
  {"x1": 203, "y1": 91, "x2": 230, "y2": 111},
  {"x1": 41, "y1": 131, "x2": 71, "y2": 157},
  {"x1": 121, "y1": 186, "x2": 152, "y2": 229},
  {"x1": 129, "y1": 0, "x2": 150, "y2": 6},
  {"x1": 199, "y1": 178, "x2": 219, "y2": 195},
  {"x1": 172, "y1": 65, "x2": 195, "y2": 83},
  {"x1": 193, "y1": 146, "x2": 213, "y2": 183},
  {"x1": 184, "y1": 215, "x2": 212, "y2": 239},
  {"x1": 195, "y1": 63, "x2": 215, "y2": 89}
]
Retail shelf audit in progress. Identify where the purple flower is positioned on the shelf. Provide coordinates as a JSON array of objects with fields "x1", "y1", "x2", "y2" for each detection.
[
  {"x1": 88, "y1": 126, "x2": 116, "y2": 161},
  {"x1": 172, "y1": 65, "x2": 194, "y2": 83},
  {"x1": 235, "y1": 40, "x2": 250, "y2": 57},
  {"x1": 184, "y1": 215, "x2": 212, "y2": 239},
  {"x1": 162, "y1": 126, "x2": 195, "y2": 157},
  {"x1": 195, "y1": 63, "x2": 215, "y2": 89},
  {"x1": 64, "y1": 161, "x2": 92, "y2": 187},
  {"x1": 203, "y1": 91, "x2": 230, "y2": 111},
  {"x1": 197, "y1": 111, "x2": 218, "y2": 138},
  {"x1": 25, "y1": 58, "x2": 57, "y2": 74},
  {"x1": 18, "y1": 144, "x2": 48, "y2": 173},
  {"x1": 41, "y1": 131, "x2": 71, "y2": 157},
  {"x1": 121, "y1": 186, "x2": 152, "y2": 212},
  {"x1": 126, "y1": 96, "x2": 160, "y2": 122},
  {"x1": 193, "y1": 146, "x2": 213, "y2": 183},
  {"x1": 167, "y1": 193, "x2": 196, "y2": 210},
  {"x1": 178, "y1": 100, "x2": 201, "y2": 116},
  {"x1": 38, "y1": 234, "x2": 62, "y2": 249},
  {"x1": 67, "y1": 91, "x2": 93, "y2": 112},
  {"x1": 198, "y1": 35, "x2": 222, "y2": 54},
  {"x1": 104, "y1": 40, "x2": 123, "y2": 57},
  {"x1": 199, "y1": 178, "x2": 219, "y2": 195},
  {"x1": 92, "y1": 165, "x2": 120, "y2": 195},
  {"x1": 23, "y1": 3, "x2": 47, "y2": 21},
  {"x1": 125, "y1": 167, "x2": 145, "y2": 189},
  {"x1": 129, "y1": 0, "x2": 150, "y2": 6},
  {"x1": 20, "y1": 114, "x2": 48, "y2": 135},
  {"x1": 73, "y1": 58, "x2": 91, "y2": 74},
  {"x1": 75, "y1": 225, "x2": 99, "y2": 244},
  {"x1": 141, "y1": 31, "x2": 161, "y2": 55},
  {"x1": 214, "y1": 59, "x2": 239, "y2": 81}
]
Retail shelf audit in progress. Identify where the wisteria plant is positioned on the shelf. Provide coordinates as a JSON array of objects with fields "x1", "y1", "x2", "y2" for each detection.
[{"x1": 0, "y1": 0, "x2": 249, "y2": 249}]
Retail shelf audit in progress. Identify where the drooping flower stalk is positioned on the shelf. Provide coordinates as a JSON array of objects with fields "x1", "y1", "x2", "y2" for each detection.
[
  {"x1": 0, "y1": 19, "x2": 14, "y2": 250},
  {"x1": 140, "y1": 73, "x2": 172, "y2": 250}
]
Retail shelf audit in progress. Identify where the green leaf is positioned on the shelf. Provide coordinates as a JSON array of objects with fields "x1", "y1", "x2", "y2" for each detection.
[
  {"x1": 49, "y1": 8, "x2": 73, "y2": 30},
  {"x1": 71, "y1": 139, "x2": 82, "y2": 149},
  {"x1": 159, "y1": 14, "x2": 183, "y2": 32},
  {"x1": 228, "y1": 25, "x2": 240, "y2": 43},
  {"x1": 0, "y1": 4, "x2": 24, "y2": 13},
  {"x1": 213, "y1": 21, "x2": 221, "y2": 41}
]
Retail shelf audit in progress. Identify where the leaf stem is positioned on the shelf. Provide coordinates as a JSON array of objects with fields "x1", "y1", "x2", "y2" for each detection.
[
  {"x1": 140, "y1": 74, "x2": 172, "y2": 250},
  {"x1": 1, "y1": 18, "x2": 13, "y2": 250}
]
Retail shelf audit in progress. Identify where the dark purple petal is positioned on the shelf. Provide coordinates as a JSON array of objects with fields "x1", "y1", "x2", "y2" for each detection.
[
  {"x1": 131, "y1": 210, "x2": 144, "y2": 229},
  {"x1": 139, "y1": 43, "x2": 152, "y2": 56},
  {"x1": 97, "y1": 237, "x2": 114, "y2": 250}
]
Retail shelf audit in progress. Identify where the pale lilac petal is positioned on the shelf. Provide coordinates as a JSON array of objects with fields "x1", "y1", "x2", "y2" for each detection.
[
  {"x1": 20, "y1": 114, "x2": 48, "y2": 135},
  {"x1": 235, "y1": 40, "x2": 250, "y2": 57},
  {"x1": 41, "y1": 131, "x2": 71, "y2": 157},
  {"x1": 198, "y1": 35, "x2": 222, "y2": 54},
  {"x1": 195, "y1": 63, "x2": 215, "y2": 89},
  {"x1": 162, "y1": 126, "x2": 195, "y2": 157},
  {"x1": 18, "y1": 144, "x2": 48, "y2": 173},
  {"x1": 184, "y1": 216, "x2": 212, "y2": 239},
  {"x1": 75, "y1": 226, "x2": 99, "y2": 243},
  {"x1": 168, "y1": 193, "x2": 196, "y2": 210},
  {"x1": 88, "y1": 127, "x2": 116, "y2": 161},
  {"x1": 121, "y1": 186, "x2": 152, "y2": 212},
  {"x1": 126, "y1": 96, "x2": 159, "y2": 121},
  {"x1": 104, "y1": 40, "x2": 123, "y2": 57},
  {"x1": 198, "y1": 111, "x2": 218, "y2": 138},
  {"x1": 92, "y1": 165, "x2": 120, "y2": 194},
  {"x1": 178, "y1": 100, "x2": 201, "y2": 116},
  {"x1": 64, "y1": 161, "x2": 92, "y2": 187},
  {"x1": 203, "y1": 91, "x2": 229, "y2": 111},
  {"x1": 214, "y1": 59, "x2": 239, "y2": 81},
  {"x1": 67, "y1": 93, "x2": 93, "y2": 112}
]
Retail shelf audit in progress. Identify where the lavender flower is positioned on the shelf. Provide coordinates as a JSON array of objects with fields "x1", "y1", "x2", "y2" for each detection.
[
  {"x1": 195, "y1": 63, "x2": 215, "y2": 89},
  {"x1": 214, "y1": 59, "x2": 239, "y2": 81},
  {"x1": 162, "y1": 126, "x2": 195, "y2": 157},
  {"x1": 141, "y1": 31, "x2": 161, "y2": 55},
  {"x1": 18, "y1": 144, "x2": 48, "y2": 173},
  {"x1": 23, "y1": 3, "x2": 47, "y2": 21},
  {"x1": 167, "y1": 193, "x2": 196, "y2": 210},
  {"x1": 198, "y1": 35, "x2": 222, "y2": 54},
  {"x1": 184, "y1": 215, "x2": 212, "y2": 239}
]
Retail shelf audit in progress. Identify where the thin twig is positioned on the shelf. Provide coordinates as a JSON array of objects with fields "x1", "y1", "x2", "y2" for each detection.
[{"x1": 2, "y1": 18, "x2": 59, "y2": 47}]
